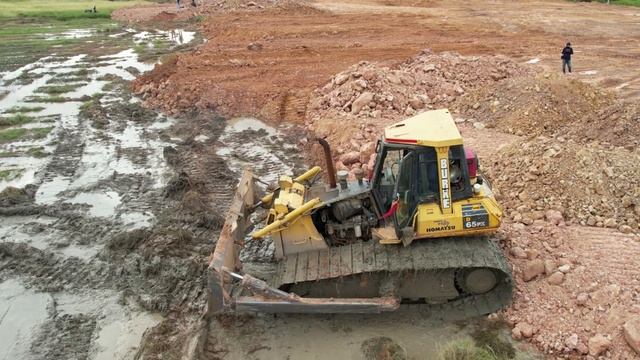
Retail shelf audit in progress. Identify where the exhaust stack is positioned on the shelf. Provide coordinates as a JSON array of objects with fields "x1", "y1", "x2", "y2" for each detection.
[{"x1": 316, "y1": 138, "x2": 337, "y2": 189}]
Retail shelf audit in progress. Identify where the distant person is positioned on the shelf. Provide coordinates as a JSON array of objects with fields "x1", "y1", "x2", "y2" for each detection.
[
  {"x1": 561, "y1": 42, "x2": 573, "y2": 74},
  {"x1": 176, "y1": 0, "x2": 181, "y2": 10}
]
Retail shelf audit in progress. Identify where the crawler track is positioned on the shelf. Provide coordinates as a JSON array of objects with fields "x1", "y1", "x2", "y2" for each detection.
[{"x1": 273, "y1": 236, "x2": 512, "y2": 318}]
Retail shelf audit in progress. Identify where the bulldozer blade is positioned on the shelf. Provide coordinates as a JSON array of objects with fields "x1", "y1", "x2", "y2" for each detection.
[
  {"x1": 207, "y1": 169, "x2": 401, "y2": 315},
  {"x1": 235, "y1": 296, "x2": 400, "y2": 313},
  {"x1": 207, "y1": 169, "x2": 256, "y2": 315}
]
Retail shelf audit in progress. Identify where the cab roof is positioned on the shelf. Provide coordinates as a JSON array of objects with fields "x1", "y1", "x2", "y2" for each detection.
[{"x1": 383, "y1": 109, "x2": 463, "y2": 147}]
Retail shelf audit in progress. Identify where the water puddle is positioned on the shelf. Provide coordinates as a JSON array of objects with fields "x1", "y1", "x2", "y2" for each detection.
[
  {"x1": 132, "y1": 28, "x2": 196, "y2": 45},
  {"x1": 92, "y1": 311, "x2": 161, "y2": 360},
  {"x1": 45, "y1": 29, "x2": 94, "y2": 41},
  {"x1": 0, "y1": 279, "x2": 51, "y2": 360},
  {"x1": 53, "y1": 291, "x2": 162, "y2": 360},
  {"x1": 35, "y1": 176, "x2": 71, "y2": 204},
  {"x1": 69, "y1": 191, "x2": 122, "y2": 218},
  {"x1": 526, "y1": 57, "x2": 540, "y2": 64},
  {"x1": 580, "y1": 70, "x2": 598, "y2": 75},
  {"x1": 119, "y1": 211, "x2": 154, "y2": 230}
]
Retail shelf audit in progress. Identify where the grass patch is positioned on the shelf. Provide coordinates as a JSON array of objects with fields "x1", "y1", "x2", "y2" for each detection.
[
  {"x1": 0, "y1": 128, "x2": 28, "y2": 143},
  {"x1": 439, "y1": 339, "x2": 498, "y2": 360},
  {"x1": 0, "y1": 151, "x2": 18, "y2": 158},
  {"x1": 152, "y1": 39, "x2": 170, "y2": 50},
  {"x1": 0, "y1": 113, "x2": 34, "y2": 127},
  {"x1": 25, "y1": 95, "x2": 68, "y2": 103},
  {"x1": 46, "y1": 76, "x2": 88, "y2": 84},
  {"x1": 27, "y1": 146, "x2": 49, "y2": 158},
  {"x1": 4, "y1": 106, "x2": 45, "y2": 113},
  {"x1": 0, "y1": 127, "x2": 53, "y2": 143},
  {"x1": 31, "y1": 127, "x2": 53, "y2": 139},
  {"x1": 571, "y1": 0, "x2": 640, "y2": 6},
  {"x1": 35, "y1": 84, "x2": 83, "y2": 94},
  {"x1": 471, "y1": 327, "x2": 516, "y2": 360},
  {"x1": 0, "y1": 1, "x2": 152, "y2": 20},
  {"x1": 0, "y1": 169, "x2": 25, "y2": 181},
  {"x1": 63, "y1": 68, "x2": 92, "y2": 77}
]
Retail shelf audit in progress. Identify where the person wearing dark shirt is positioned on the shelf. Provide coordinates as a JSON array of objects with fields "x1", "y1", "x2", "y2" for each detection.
[{"x1": 561, "y1": 42, "x2": 574, "y2": 74}]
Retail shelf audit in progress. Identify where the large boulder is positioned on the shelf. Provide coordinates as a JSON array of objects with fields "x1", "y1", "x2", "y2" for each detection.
[
  {"x1": 623, "y1": 317, "x2": 640, "y2": 354},
  {"x1": 588, "y1": 334, "x2": 611, "y2": 356},
  {"x1": 351, "y1": 91, "x2": 374, "y2": 114},
  {"x1": 522, "y1": 259, "x2": 545, "y2": 281}
]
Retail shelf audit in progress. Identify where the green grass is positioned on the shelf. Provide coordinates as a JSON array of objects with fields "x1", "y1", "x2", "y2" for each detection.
[
  {"x1": 0, "y1": 113, "x2": 34, "y2": 127},
  {"x1": 62, "y1": 68, "x2": 92, "y2": 77},
  {"x1": 0, "y1": 1, "x2": 151, "y2": 20},
  {"x1": 0, "y1": 127, "x2": 52, "y2": 143},
  {"x1": 0, "y1": 169, "x2": 25, "y2": 181},
  {"x1": 0, "y1": 147, "x2": 49, "y2": 158},
  {"x1": 35, "y1": 83, "x2": 84, "y2": 94},
  {"x1": 31, "y1": 127, "x2": 53, "y2": 139},
  {"x1": 0, "y1": 151, "x2": 18, "y2": 158},
  {"x1": 4, "y1": 106, "x2": 45, "y2": 113},
  {"x1": 572, "y1": 0, "x2": 640, "y2": 6},
  {"x1": 25, "y1": 95, "x2": 68, "y2": 103},
  {"x1": 0, "y1": 128, "x2": 28, "y2": 143},
  {"x1": 609, "y1": 0, "x2": 640, "y2": 5},
  {"x1": 439, "y1": 339, "x2": 499, "y2": 360},
  {"x1": 27, "y1": 146, "x2": 49, "y2": 158}
]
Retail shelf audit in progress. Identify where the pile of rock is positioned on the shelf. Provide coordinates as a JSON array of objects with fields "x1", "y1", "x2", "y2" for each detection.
[
  {"x1": 305, "y1": 50, "x2": 529, "y2": 177},
  {"x1": 310, "y1": 49, "x2": 529, "y2": 120},
  {"x1": 487, "y1": 136, "x2": 640, "y2": 233},
  {"x1": 453, "y1": 74, "x2": 613, "y2": 137},
  {"x1": 453, "y1": 73, "x2": 640, "y2": 150},
  {"x1": 567, "y1": 101, "x2": 640, "y2": 149}
]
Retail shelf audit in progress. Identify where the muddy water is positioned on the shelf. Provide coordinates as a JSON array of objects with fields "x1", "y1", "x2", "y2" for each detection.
[
  {"x1": 216, "y1": 117, "x2": 306, "y2": 185},
  {"x1": 0, "y1": 280, "x2": 51, "y2": 359},
  {"x1": 0, "y1": 23, "x2": 197, "y2": 360}
]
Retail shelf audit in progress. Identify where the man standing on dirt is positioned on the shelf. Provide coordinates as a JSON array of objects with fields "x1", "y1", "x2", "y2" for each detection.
[
  {"x1": 562, "y1": 42, "x2": 573, "y2": 74},
  {"x1": 176, "y1": 0, "x2": 181, "y2": 10}
]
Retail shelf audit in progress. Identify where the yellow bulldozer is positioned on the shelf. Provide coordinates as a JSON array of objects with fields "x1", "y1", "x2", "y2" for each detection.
[{"x1": 208, "y1": 109, "x2": 512, "y2": 315}]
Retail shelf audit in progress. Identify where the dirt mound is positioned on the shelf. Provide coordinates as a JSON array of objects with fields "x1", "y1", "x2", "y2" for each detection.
[
  {"x1": 305, "y1": 50, "x2": 530, "y2": 175},
  {"x1": 486, "y1": 136, "x2": 640, "y2": 233},
  {"x1": 152, "y1": 11, "x2": 177, "y2": 22},
  {"x1": 452, "y1": 73, "x2": 640, "y2": 146},
  {"x1": 567, "y1": 101, "x2": 640, "y2": 149},
  {"x1": 310, "y1": 49, "x2": 529, "y2": 121}
]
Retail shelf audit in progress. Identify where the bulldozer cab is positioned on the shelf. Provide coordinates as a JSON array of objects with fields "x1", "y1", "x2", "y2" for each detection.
[{"x1": 371, "y1": 109, "x2": 473, "y2": 238}]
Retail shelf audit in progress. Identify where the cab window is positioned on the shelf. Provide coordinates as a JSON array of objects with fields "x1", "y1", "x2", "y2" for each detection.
[{"x1": 374, "y1": 148, "x2": 403, "y2": 211}]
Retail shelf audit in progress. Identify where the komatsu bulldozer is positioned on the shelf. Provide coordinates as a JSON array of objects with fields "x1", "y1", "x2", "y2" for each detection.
[{"x1": 208, "y1": 109, "x2": 512, "y2": 315}]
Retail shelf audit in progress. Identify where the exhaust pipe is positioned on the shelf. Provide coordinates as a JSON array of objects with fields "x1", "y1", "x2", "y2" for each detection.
[{"x1": 316, "y1": 138, "x2": 337, "y2": 189}]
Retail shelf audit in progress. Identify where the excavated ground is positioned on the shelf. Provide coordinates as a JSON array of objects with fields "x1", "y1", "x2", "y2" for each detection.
[
  {"x1": 130, "y1": 0, "x2": 640, "y2": 122},
  {"x1": 3, "y1": 0, "x2": 640, "y2": 359},
  {"x1": 123, "y1": 0, "x2": 640, "y2": 358}
]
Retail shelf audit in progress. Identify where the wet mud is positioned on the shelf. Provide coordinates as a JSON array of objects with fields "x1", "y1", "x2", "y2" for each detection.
[{"x1": 0, "y1": 23, "x2": 217, "y2": 360}]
